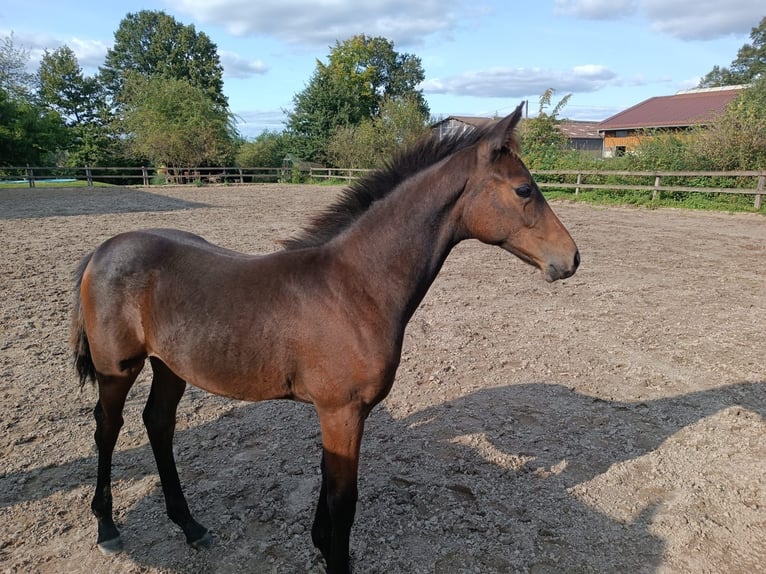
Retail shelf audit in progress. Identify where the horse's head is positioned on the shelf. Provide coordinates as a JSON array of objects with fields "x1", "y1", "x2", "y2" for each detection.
[{"x1": 457, "y1": 103, "x2": 580, "y2": 282}]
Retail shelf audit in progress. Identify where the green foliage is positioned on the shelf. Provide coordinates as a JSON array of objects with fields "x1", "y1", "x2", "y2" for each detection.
[
  {"x1": 38, "y1": 46, "x2": 102, "y2": 125},
  {"x1": 0, "y1": 33, "x2": 35, "y2": 99},
  {"x1": 286, "y1": 34, "x2": 428, "y2": 162},
  {"x1": 520, "y1": 89, "x2": 571, "y2": 169},
  {"x1": 100, "y1": 10, "x2": 226, "y2": 108},
  {"x1": 37, "y1": 45, "x2": 124, "y2": 167},
  {"x1": 325, "y1": 122, "x2": 379, "y2": 169},
  {"x1": 0, "y1": 87, "x2": 68, "y2": 166},
  {"x1": 325, "y1": 95, "x2": 429, "y2": 168},
  {"x1": 235, "y1": 131, "x2": 294, "y2": 167},
  {"x1": 627, "y1": 130, "x2": 697, "y2": 171},
  {"x1": 688, "y1": 77, "x2": 766, "y2": 170},
  {"x1": 121, "y1": 76, "x2": 237, "y2": 168},
  {"x1": 699, "y1": 16, "x2": 766, "y2": 87}
]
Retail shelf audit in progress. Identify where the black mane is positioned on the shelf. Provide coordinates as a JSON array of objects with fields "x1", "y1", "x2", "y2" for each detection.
[{"x1": 281, "y1": 123, "x2": 499, "y2": 251}]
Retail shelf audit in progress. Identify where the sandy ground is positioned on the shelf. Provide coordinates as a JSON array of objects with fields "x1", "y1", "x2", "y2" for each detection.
[{"x1": 1, "y1": 184, "x2": 764, "y2": 574}]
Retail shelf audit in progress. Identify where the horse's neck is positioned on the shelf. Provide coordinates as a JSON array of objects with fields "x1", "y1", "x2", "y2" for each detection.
[{"x1": 334, "y1": 155, "x2": 469, "y2": 323}]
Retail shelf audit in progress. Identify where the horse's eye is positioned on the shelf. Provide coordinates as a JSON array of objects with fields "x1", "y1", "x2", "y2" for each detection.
[{"x1": 515, "y1": 184, "x2": 533, "y2": 198}]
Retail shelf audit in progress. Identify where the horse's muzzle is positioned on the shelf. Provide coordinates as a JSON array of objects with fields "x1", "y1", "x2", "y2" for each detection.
[{"x1": 544, "y1": 249, "x2": 580, "y2": 282}]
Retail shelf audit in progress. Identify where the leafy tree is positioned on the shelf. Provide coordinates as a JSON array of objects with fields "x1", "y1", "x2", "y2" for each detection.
[
  {"x1": 699, "y1": 16, "x2": 766, "y2": 87},
  {"x1": 0, "y1": 87, "x2": 67, "y2": 166},
  {"x1": 37, "y1": 46, "x2": 123, "y2": 166},
  {"x1": 0, "y1": 33, "x2": 35, "y2": 100},
  {"x1": 100, "y1": 10, "x2": 226, "y2": 107},
  {"x1": 286, "y1": 34, "x2": 428, "y2": 162},
  {"x1": 0, "y1": 36, "x2": 70, "y2": 166},
  {"x1": 121, "y1": 75, "x2": 237, "y2": 169},
  {"x1": 325, "y1": 95, "x2": 430, "y2": 168},
  {"x1": 690, "y1": 76, "x2": 766, "y2": 169},
  {"x1": 235, "y1": 130, "x2": 294, "y2": 167},
  {"x1": 325, "y1": 122, "x2": 379, "y2": 169},
  {"x1": 520, "y1": 89, "x2": 571, "y2": 169},
  {"x1": 38, "y1": 46, "x2": 102, "y2": 125}
]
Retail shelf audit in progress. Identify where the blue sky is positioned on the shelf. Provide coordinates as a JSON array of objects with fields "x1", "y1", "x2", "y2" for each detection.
[{"x1": 1, "y1": 0, "x2": 763, "y2": 137}]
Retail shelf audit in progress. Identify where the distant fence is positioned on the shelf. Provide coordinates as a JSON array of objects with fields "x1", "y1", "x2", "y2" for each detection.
[
  {"x1": 0, "y1": 166, "x2": 290, "y2": 187},
  {"x1": 532, "y1": 169, "x2": 765, "y2": 209},
  {"x1": 2, "y1": 166, "x2": 764, "y2": 208}
]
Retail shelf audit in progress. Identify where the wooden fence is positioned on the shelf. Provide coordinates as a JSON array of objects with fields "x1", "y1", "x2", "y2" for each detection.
[
  {"x1": 3, "y1": 166, "x2": 764, "y2": 208},
  {"x1": 531, "y1": 169, "x2": 765, "y2": 209}
]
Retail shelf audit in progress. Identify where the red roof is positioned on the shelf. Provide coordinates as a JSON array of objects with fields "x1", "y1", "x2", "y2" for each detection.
[{"x1": 598, "y1": 87, "x2": 744, "y2": 132}]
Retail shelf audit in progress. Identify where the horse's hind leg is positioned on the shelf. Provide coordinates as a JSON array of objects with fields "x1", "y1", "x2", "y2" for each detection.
[
  {"x1": 142, "y1": 357, "x2": 211, "y2": 549},
  {"x1": 92, "y1": 374, "x2": 136, "y2": 554}
]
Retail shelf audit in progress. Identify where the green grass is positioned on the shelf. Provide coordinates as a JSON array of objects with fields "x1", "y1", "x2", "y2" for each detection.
[{"x1": 0, "y1": 179, "x2": 113, "y2": 189}]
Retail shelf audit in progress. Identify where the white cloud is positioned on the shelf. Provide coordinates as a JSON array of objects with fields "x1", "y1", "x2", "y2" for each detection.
[
  {"x1": 1, "y1": 30, "x2": 108, "y2": 70},
  {"x1": 167, "y1": 0, "x2": 461, "y2": 46},
  {"x1": 641, "y1": 0, "x2": 763, "y2": 40},
  {"x1": 234, "y1": 109, "x2": 288, "y2": 136},
  {"x1": 421, "y1": 64, "x2": 618, "y2": 97},
  {"x1": 220, "y1": 50, "x2": 269, "y2": 78},
  {"x1": 555, "y1": 0, "x2": 763, "y2": 40},
  {"x1": 66, "y1": 38, "x2": 110, "y2": 69}
]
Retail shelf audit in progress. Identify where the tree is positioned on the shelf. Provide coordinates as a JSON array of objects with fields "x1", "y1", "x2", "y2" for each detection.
[
  {"x1": 520, "y1": 89, "x2": 571, "y2": 169},
  {"x1": 690, "y1": 76, "x2": 766, "y2": 169},
  {"x1": 37, "y1": 46, "x2": 123, "y2": 166},
  {"x1": 325, "y1": 95, "x2": 430, "y2": 168},
  {"x1": 286, "y1": 35, "x2": 428, "y2": 162},
  {"x1": 38, "y1": 46, "x2": 102, "y2": 125},
  {"x1": 699, "y1": 16, "x2": 766, "y2": 87},
  {"x1": 0, "y1": 32, "x2": 35, "y2": 100},
  {"x1": 121, "y1": 75, "x2": 237, "y2": 169},
  {"x1": 235, "y1": 131, "x2": 294, "y2": 168},
  {"x1": 100, "y1": 10, "x2": 226, "y2": 108},
  {"x1": 0, "y1": 87, "x2": 67, "y2": 166},
  {"x1": 0, "y1": 33, "x2": 69, "y2": 166}
]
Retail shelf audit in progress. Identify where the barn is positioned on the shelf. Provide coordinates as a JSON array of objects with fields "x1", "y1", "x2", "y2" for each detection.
[{"x1": 597, "y1": 86, "x2": 745, "y2": 157}]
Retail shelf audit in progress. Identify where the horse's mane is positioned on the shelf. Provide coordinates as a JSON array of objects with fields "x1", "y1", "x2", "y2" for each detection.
[{"x1": 281, "y1": 121, "x2": 511, "y2": 251}]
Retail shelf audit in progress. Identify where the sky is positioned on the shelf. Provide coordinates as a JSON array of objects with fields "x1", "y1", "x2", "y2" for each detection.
[{"x1": 1, "y1": 0, "x2": 763, "y2": 138}]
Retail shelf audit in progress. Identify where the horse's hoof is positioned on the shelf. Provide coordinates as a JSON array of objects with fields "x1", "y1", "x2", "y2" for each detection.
[
  {"x1": 97, "y1": 535, "x2": 124, "y2": 555},
  {"x1": 189, "y1": 530, "x2": 213, "y2": 550}
]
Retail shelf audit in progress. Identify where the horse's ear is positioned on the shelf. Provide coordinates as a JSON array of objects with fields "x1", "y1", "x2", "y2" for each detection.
[{"x1": 484, "y1": 102, "x2": 524, "y2": 155}]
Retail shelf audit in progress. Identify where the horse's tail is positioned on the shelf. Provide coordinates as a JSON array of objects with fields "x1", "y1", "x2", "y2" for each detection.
[{"x1": 70, "y1": 252, "x2": 96, "y2": 387}]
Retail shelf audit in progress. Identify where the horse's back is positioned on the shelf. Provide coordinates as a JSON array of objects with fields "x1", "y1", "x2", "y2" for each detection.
[{"x1": 79, "y1": 230, "x2": 245, "y2": 375}]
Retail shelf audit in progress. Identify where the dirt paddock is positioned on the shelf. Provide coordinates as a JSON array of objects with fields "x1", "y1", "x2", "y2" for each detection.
[{"x1": 1, "y1": 184, "x2": 764, "y2": 573}]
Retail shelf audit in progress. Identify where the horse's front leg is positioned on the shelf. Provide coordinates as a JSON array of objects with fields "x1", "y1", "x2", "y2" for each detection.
[{"x1": 313, "y1": 405, "x2": 366, "y2": 574}]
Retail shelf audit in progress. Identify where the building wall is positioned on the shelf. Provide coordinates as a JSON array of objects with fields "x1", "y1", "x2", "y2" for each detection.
[
  {"x1": 568, "y1": 138, "x2": 603, "y2": 158},
  {"x1": 602, "y1": 130, "x2": 643, "y2": 157}
]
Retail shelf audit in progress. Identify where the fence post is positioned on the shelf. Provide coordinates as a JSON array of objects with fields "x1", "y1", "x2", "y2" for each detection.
[
  {"x1": 26, "y1": 165, "x2": 35, "y2": 188},
  {"x1": 86, "y1": 166, "x2": 93, "y2": 187},
  {"x1": 238, "y1": 168, "x2": 244, "y2": 184},
  {"x1": 756, "y1": 173, "x2": 764, "y2": 209},
  {"x1": 142, "y1": 166, "x2": 149, "y2": 186},
  {"x1": 652, "y1": 175, "x2": 661, "y2": 201},
  {"x1": 575, "y1": 172, "x2": 582, "y2": 195}
]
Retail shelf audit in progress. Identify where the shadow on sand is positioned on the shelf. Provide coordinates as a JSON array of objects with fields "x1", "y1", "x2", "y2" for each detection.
[
  {"x1": 2, "y1": 380, "x2": 764, "y2": 572},
  {"x1": 0, "y1": 186, "x2": 208, "y2": 219}
]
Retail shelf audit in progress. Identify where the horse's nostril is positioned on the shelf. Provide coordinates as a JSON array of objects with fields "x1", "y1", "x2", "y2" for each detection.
[{"x1": 573, "y1": 250, "x2": 581, "y2": 269}]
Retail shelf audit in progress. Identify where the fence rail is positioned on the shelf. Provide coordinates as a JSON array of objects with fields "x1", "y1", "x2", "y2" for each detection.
[
  {"x1": 2, "y1": 166, "x2": 764, "y2": 208},
  {"x1": 531, "y1": 169, "x2": 765, "y2": 209}
]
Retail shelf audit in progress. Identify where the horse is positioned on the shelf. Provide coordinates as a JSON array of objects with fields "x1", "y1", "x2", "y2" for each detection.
[{"x1": 70, "y1": 102, "x2": 579, "y2": 573}]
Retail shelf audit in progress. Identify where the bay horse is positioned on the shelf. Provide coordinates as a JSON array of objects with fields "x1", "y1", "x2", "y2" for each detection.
[{"x1": 70, "y1": 103, "x2": 579, "y2": 573}]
